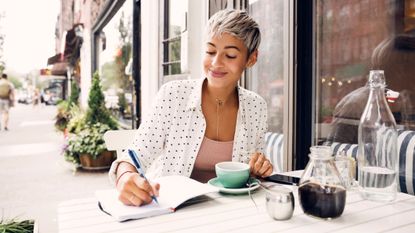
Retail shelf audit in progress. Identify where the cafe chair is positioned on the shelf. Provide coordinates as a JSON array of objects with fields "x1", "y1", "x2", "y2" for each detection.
[
  {"x1": 265, "y1": 132, "x2": 284, "y2": 173},
  {"x1": 104, "y1": 130, "x2": 286, "y2": 174},
  {"x1": 103, "y1": 129, "x2": 136, "y2": 158}
]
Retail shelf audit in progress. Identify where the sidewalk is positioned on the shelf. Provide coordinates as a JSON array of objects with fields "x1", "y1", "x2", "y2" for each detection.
[{"x1": 0, "y1": 104, "x2": 113, "y2": 233}]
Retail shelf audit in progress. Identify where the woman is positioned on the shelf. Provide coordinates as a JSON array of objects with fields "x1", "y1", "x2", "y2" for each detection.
[{"x1": 110, "y1": 9, "x2": 273, "y2": 206}]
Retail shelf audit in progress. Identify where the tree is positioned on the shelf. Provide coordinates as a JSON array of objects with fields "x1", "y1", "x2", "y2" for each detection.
[
  {"x1": 68, "y1": 81, "x2": 80, "y2": 107},
  {"x1": 85, "y1": 72, "x2": 117, "y2": 130},
  {"x1": 114, "y1": 11, "x2": 132, "y2": 90}
]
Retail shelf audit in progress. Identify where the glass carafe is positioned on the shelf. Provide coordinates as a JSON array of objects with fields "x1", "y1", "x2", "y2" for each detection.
[
  {"x1": 358, "y1": 70, "x2": 398, "y2": 202},
  {"x1": 299, "y1": 146, "x2": 346, "y2": 219}
]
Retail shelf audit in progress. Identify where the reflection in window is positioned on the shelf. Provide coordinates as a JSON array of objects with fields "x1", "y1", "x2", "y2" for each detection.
[
  {"x1": 209, "y1": 0, "x2": 228, "y2": 17},
  {"x1": 315, "y1": 0, "x2": 415, "y2": 145},
  {"x1": 162, "y1": 0, "x2": 188, "y2": 76},
  {"x1": 98, "y1": 2, "x2": 133, "y2": 128},
  {"x1": 246, "y1": 0, "x2": 287, "y2": 134}
]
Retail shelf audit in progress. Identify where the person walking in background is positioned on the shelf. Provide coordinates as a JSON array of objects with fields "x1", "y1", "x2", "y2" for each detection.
[
  {"x1": 0, "y1": 73, "x2": 15, "y2": 131},
  {"x1": 40, "y1": 89, "x2": 45, "y2": 106},
  {"x1": 32, "y1": 88, "x2": 40, "y2": 107}
]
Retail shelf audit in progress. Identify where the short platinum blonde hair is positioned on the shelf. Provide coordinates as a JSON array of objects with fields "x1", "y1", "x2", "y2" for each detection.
[{"x1": 206, "y1": 9, "x2": 261, "y2": 57}]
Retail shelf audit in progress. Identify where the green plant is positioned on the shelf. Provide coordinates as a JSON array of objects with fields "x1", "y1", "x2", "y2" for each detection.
[
  {"x1": 68, "y1": 81, "x2": 80, "y2": 107},
  {"x1": 54, "y1": 100, "x2": 71, "y2": 132},
  {"x1": 54, "y1": 82, "x2": 81, "y2": 132},
  {"x1": 86, "y1": 72, "x2": 118, "y2": 130},
  {"x1": 64, "y1": 122, "x2": 111, "y2": 163},
  {"x1": 0, "y1": 218, "x2": 34, "y2": 233},
  {"x1": 63, "y1": 72, "x2": 118, "y2": 165},
  {"x1": 66, "y1": 105, "x2": 86, "y2": 134}
]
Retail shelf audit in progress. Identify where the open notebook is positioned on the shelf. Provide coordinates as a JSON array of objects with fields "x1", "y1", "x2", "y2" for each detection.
[{"x1": 96, "y1": 175, "x2": 219, "y2": 222}]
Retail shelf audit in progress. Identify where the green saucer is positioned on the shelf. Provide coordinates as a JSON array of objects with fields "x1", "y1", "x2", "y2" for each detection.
[{"x1": 208, "y1": 177, "x2": 260, "y2": 194}]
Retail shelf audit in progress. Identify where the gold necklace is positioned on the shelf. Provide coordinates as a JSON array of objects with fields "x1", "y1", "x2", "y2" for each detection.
[{"x1": 215, "y1": 98, "x2": 224, "y2": 140}]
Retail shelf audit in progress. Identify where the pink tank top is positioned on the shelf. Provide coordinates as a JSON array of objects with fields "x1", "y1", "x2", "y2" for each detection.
[{"x1": 190, "y1": 136, "x2": 233, "y2": 183}]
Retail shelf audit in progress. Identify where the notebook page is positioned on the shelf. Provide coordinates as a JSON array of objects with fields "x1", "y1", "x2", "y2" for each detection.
[
  {"x1": 96, "y1": 189, "x2": 172, "y2": 222},
  {"x1": 155, "y1": 175, "x2": 219, "y2": 209},
  {"x1": 96, "y1": 176, "x2": 218, "y2": 221}
]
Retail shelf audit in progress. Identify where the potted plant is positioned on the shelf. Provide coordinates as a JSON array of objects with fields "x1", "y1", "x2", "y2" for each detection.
[
  {"x1": 54, "y1": 81, "x2": 80, "y2": 136},
  {"x1": 55, "y1": 100, "x2": 70, "y2": 133},
  {"x1": 64, "y1": 72, "x2": 118, "y2": 169},
  {"x1": 0, "y1": 218, "x2": 38, "y2": 233},
  {"x1": 66, "y1": 122, "x2": 115, "y2": 169}
]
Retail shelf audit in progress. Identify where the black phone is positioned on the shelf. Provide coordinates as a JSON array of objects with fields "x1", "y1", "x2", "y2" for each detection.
[{"x1": 264, "y1": 174, "x2": 300, "y2": 186}]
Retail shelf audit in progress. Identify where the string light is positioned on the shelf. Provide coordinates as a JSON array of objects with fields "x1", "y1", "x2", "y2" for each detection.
[{"x1": 321, "y1": 77, "x2": 351, "y2": 87}]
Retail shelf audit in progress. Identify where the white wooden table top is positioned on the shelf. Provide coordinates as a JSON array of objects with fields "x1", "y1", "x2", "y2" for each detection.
[{"x1": 58, "y1": 184, "x2": 415, "y2": 233}]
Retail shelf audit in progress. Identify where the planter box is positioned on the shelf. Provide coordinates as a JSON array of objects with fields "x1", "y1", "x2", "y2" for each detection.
[
  {"x1": 79, "y1": 151, "x2": 115, "y2": 170},
  {"x1": 34, "y1": 220, "x2": 38, "y2": 233},
  {"x1": 0, "y1": 219, "x2": 38, "y2": 233}
]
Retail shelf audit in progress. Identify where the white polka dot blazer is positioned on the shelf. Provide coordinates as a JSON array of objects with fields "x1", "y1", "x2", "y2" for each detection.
[{"x1": 109, "y1": 77, "x2": 268, "y2": 182}]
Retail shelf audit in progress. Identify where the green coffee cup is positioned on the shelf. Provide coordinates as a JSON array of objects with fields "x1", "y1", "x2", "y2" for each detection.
[{"x1": 215, "y1": 162, "x2": 250, "y2": 188}]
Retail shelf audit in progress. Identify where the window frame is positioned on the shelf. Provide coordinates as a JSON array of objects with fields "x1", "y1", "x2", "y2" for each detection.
[
  {"x1": 242, "y1": 0, "x2": 295, "y2": 171},
  {"x1": 160, "y1": 0, "x2": 189, "y2": 84},
  {"x1": 293, "y1": 0, "x2": 315, "y2": 170},
  {"x1": 91, "y1": 0, "x2": 137, "y2": 129}
]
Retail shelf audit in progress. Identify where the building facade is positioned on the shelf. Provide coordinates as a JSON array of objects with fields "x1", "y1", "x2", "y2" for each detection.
[{"x1": 51, "y1": 0, "x2": 415, "y2": 170}]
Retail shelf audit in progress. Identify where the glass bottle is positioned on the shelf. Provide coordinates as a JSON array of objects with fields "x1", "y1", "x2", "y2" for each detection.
[
  {"x1": 358, "y1": 70, "x2": 398, "y2": 202},
  {"x1": 298, "y1": 146, "x2": 346, "y2": 219}
]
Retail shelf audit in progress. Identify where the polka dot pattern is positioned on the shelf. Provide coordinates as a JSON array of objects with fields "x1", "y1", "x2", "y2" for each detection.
[{"x1": 110, "y1": 78, "x2": 268, "y2": 180}]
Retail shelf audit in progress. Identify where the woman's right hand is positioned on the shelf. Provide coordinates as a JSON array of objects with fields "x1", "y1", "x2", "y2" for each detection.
[{"x1": 116, "y1": 170, "x2": 160, "y2": 206}]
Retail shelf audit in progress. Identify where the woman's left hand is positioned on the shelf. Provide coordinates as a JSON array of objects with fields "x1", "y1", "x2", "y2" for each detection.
[{"x1": 249, "y1": 152, "x2": 273, "y2": 178}]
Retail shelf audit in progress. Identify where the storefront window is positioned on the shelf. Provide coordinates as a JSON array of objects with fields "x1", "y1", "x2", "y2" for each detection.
[
  {"x1": 246, "y1": 0, "x2": 291, "y2": 171},
  {"x1": 162, "y1": 0, "x2": 188, "y2": 76},
  {"x1": 209, "y1": 0, "x2": 228, "y2": 17},
  {"x1": 98, "y1": 1, "x2": 133, "y2": 128},
  {"x1": 246, "y1": 0, "x2": 288, "y2": 134},
  {"x1": 315, "y1": 0, "x2": 415, "y2": 145}
]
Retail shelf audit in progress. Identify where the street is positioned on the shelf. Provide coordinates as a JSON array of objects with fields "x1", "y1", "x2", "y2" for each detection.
[{"x1": 0, "y1": 104, "x2": 113, "y2": 232}]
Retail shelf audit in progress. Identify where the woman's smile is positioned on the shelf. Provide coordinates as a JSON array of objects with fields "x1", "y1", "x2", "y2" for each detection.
[
  {"x1": 203, "y1": 33, "x2": 253, "y2": 88},
  {"x1": 209, "y1": 69, "x2": 228, "y2": 78}
]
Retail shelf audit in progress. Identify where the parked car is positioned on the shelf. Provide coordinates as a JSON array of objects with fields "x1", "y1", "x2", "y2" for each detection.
[
  {"x1": 42, "y1": 91, "x2": 61, "y2": 105},
  {"x1": 42, "y1": 84, "x2": 63, "y2": 105},
  {"x1": 17, "y1": 90, "x2": 32, "y2": 104}
]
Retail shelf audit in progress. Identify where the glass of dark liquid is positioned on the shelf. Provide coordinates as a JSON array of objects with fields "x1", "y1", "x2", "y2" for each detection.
[{"x1": 298, "y1": 146, "x2": 346, "y2": 219}]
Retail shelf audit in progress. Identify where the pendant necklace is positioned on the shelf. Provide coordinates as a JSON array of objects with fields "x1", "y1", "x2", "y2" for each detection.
[{"x1": 215, "y1": 98, "x2": 224, "y2": 140}]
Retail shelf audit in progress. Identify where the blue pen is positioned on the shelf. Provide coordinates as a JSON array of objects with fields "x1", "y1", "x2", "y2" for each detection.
[{"x1": 127, "y1": 149, "x2": 159, "y2": 204}]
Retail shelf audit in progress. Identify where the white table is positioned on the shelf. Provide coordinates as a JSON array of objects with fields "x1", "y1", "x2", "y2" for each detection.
[{"x1": 58, "y1": 185, "x2": 415, "y2": 233}]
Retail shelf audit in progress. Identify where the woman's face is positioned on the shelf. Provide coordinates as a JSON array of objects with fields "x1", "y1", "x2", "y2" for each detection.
[{"x1": 203, "y1": 33, "x2": 257, "y2": 89}]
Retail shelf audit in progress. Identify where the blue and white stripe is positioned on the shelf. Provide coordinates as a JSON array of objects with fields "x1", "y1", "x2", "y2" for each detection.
[
  {"x1": 265, "y1": 132, "x2": 284, "y2": 173},
  {"x1": 397, "y1": 130, "x2": 415, "y2": 195},
  {"x1": 265, "y1": 129, "x2": 415, "y2": 196},
  {"x1": 331, "y1": 130, "x2": 415, "y2": 195}
]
